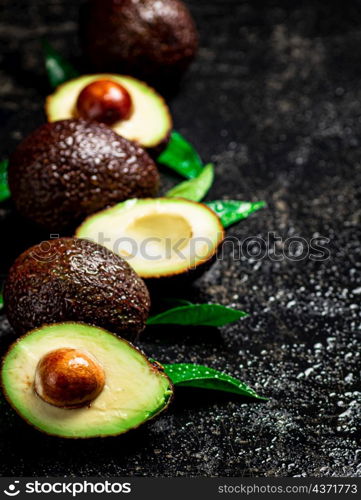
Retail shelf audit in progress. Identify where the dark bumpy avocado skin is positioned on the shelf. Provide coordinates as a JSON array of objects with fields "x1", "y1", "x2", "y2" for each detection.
[
  {"x1": 9, "y1": 119, "x2": 159, "y2": 230},
  {"x1": 3, "y1": 238, "x2": 151, "y2": 338},
  {"x1": 80, "y1": 0, "x2": 198, "y2": 82}
]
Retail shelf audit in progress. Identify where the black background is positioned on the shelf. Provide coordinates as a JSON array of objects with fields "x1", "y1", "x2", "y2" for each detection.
[{"x1": 0, "y1": 0, "x2": 360, "y2": 477}]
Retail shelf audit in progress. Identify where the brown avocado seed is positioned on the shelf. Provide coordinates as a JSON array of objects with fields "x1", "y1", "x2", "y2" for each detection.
[
  {"x1": 76, "y1": 80, "x2": 132, "y2": 125},
  {"x1": 34, "y1": 348, "x2": 105, "y2": 408}
]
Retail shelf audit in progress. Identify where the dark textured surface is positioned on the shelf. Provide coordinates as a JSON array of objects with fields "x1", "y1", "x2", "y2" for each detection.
[
  {"x1": 9, "y1": 119, "x2": 159, "y2": 229},
  {"x1": 4, "y1": 238, "x2": 150, "y2": 336},
  {"x1": 0, "y1": 0, "x2": 360, "y2": 477}
]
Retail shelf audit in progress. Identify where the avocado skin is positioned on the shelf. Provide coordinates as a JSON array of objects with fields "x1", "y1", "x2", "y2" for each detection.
[
  {"x1": 9, "y1": 119, "x2": 159, "y2": 230},
  {"x1": 3, "y1": 237, "x2": 151, "y2": 338},
  {"x1": 145, "y1": 253, "x2": 219, "y2": 295},
  {"x1": 146, "y1": 130, "x2": 171, "y2": 159},
  {"x1": 80, "y1": 0, "x2": 198, "y2": 82}
]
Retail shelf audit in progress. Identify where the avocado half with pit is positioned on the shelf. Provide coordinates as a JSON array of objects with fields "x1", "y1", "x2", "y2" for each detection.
[
  {"x1": 76, "y1": 198, "x2": 224, "y2": 280},
  {"x1": 45, "y1": 75, "x2": 172, "y2": 152},
  {"x1": 1, "y1": 323, "x2": 173, "y2": 438}
]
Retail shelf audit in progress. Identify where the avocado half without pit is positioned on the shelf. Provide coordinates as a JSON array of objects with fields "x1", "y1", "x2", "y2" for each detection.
[
  {"x1": 8, "y1": 118, "x2": 159, "y2": 229},
  {"x1": 3, "y1": 237, "x2": 150, "y2": 337},
  {"x1": 1, "y1": 323, "x2": 173, "y2": 438},
  {"x1": 76, "y1": 198, "x2": 224, "y2": 280},
  {"x1": 46, "y1": 75, "x2": 172, "y2": 152}
]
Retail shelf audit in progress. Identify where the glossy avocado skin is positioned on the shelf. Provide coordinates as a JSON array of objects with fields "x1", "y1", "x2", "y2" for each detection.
[
  {"x1": 9, "y1": 119, "x2": 159, "y2": 230},
  {"x1": 80, "y1": 0, "x2": 198, "y2": 82},
  {"x1": 3, "y1": 237, "x2": 151, "y2": 338},
  {"x1": 145, "y1": 254, "x2": 219, "y2": 293}
]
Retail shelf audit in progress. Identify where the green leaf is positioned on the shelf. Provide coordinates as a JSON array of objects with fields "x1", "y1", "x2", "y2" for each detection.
[
  {"x1": 157, "y1": 131, "x2": 203, "y2": 179},
  {"x1": 165, "y1": 163, "x2": 214, "y2": 202},
  {"x1": 0, "y1": 159, "x2": 10, "y2": 202},
  {"x1": 0, "y1": 293, "x2": 3, "y2": 311},
  {"x1": 206, "y1": 200, "x2": 266, "y2": 228},
  {"x1": 163, "y1": 363, "x2": 267, "y2": 400},
  {"x1": 147, "y1": 304, "x2": 248, "y2": 327},
  {"x1": 42, "y1": 40, "x2": 79, "y2": 89}
]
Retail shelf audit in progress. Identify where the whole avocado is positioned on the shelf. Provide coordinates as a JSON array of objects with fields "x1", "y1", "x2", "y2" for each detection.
[
  {"x1": 80, "y1": 0, "x2": 198, "y2": 82},
  {"x1": 8, "y1": 119, "x2": 159, "y2": 230},
  {"x1": 3, "y1": 237, "x2": 151, "y2": 337}
]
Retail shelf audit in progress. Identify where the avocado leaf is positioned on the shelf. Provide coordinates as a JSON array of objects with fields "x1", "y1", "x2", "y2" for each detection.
[
  {"x1": 0, "y1": 159, "x2": 10, "y2": 202},
  {"x1": 165, "y1": 163, "x2": 214, "y2": 202},
  {"x1": 42, "y1": 40, "x2": 79, "y2": 89},
  {"x1": 206, "y1": 200, "x2": 266, "y2": 228},
  {"x1": 162, "y1": 363, "x2": 267, "y2": 400},
  {"x1": 147, "y1": 303, "x2": 248, "y2": 327},
  {"x1": 157, "y1": 131, "x2": 203, "y2": 179}
]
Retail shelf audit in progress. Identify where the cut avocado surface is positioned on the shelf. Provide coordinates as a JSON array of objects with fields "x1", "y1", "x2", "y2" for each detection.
[
  {"x1": 46, "y1": 75, "x2": 172, "y2": 149},
  {"x1": 76, "y1": 198, "x2": 224, "y2": 279},
  {"x1": 1, "y1": 323, "x2": 173, "y2": 438}
]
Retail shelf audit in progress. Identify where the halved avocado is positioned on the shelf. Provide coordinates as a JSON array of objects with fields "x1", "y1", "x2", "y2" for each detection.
[
  {"x1": 1, "y1": 322, "x2": 173, "y2": 438},
  {"x1": 46, "y1": 75, "x2": 172, "y2": 151},
  {"x1": 76, "y1": 198, "x2": 224, "y2": 279}
]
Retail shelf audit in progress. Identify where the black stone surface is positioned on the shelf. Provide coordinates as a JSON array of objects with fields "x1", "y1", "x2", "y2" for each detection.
[{"x1": 0, "y1": 0, "x2": 360, "y2": 477}]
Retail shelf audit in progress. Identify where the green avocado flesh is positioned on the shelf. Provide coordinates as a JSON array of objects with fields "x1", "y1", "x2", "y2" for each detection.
[
  {"x1": 46, "y1": 75, "x2": 172, "y2": 148},
  {"x1": 1, "y1": 323, "x2": 173, "y2": 438},
  {"x1": 76, "y1": 198, "x2": 224, "y2": 279}
]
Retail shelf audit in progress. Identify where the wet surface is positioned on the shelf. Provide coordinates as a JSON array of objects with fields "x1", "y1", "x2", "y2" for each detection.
[{"x1": 0, "y1": 0, "x2": 360, "y2": 477}]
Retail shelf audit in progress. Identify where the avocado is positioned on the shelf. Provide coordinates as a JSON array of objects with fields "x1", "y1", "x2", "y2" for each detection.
[
  {"x1": 80, "y1": 0, "x2": 198, "y2": 83},
  {"x1": 3, "y1": 237, "x2": 150, "y2": 337},
  {"x1": 9, "y1": 119, "x2": 159, "y2": 230},
  {"x1": 1, "y1": 322, "x2": 173, "y2": 438},
  {"x1": 46, "y1": 75, "x2": 172, "y2": 151},
  {"x1": 76, "y1": 198, "x2": 224, "y2": 280}
]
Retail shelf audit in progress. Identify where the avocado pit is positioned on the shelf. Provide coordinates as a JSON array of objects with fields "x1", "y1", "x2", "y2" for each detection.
[
  {"x1": 76, "y1": 79, "x2": 133, "y2": 125},
  {"x1": 34, "y1": 348, "x2": 105, "y2": 409}
]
